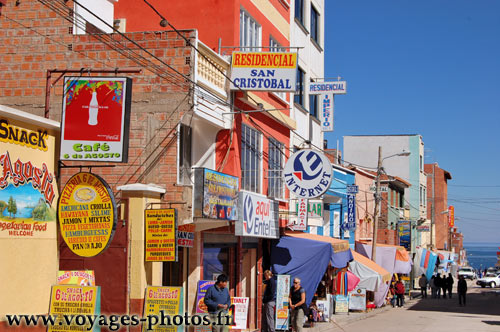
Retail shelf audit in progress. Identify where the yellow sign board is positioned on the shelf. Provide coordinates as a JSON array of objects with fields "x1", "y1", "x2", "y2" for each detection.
[
  {"x1": 143, "y1": 286, "x2": 183, "y2": 332},
  {"x1": 58, "y1": 172, "x2": 116, "y2": 257},
  {"x1": 145, "y1": 209, "x2": 177, "y2": 262}
]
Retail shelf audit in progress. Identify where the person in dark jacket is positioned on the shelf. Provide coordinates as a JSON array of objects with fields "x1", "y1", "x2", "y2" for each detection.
[
  {"x1": 418, "y1": 274, "x2": 428, "y2": 298},
  {"x1": 262, "y1": 270, "x2": 277, "y2": 332},
  {"x1": 289, "y1": 278, "x2": 306, "y2": 332},
  {"x1": 440, "y1": 274, "x2": 448, "y2": 299},
  {"x1": 457, "y1": 275, "x2": 467, "y2": 306},
  {"x1": 204, "y1": 274, "x2": 231, "y2": 332},
  {"x1": 435, "y1": 274, "x2": 442, "y2": 298},
  {"x1": 446, "y1": 273, "x2": 454, "y2": 299}
]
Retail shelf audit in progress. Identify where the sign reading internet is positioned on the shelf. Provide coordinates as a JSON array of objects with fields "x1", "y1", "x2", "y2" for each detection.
[{"x1": 230, "y1": 52, "x2": 297, "y2": 91}]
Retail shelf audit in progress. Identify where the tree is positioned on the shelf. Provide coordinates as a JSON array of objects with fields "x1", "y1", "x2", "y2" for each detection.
[{"x1": 7, "y1": 196, "x2": 17, "y2": 219}]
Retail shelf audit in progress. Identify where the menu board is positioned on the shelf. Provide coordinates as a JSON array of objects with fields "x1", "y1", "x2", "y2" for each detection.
[
  {"x1": 348, "y1": 288, "x2": 366, "y2": 311},
  {"x1": 143, "y1": 286, "x2": 183, "y2": 332},
  {"x1": 145, "y1": 209, "x2": 177, "y2": 262}
]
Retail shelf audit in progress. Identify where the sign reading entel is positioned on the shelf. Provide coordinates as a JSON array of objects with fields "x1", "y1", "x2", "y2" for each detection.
[{"x1": 230, "y1": 52, "x2": 297, "y2": 91}]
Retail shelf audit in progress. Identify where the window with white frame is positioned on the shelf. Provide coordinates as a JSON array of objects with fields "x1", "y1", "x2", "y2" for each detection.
[
  {"x1": 178, "y1": 124, "x2": 192, "y2": 185},
  {"x1": 241, "y1": 124, "x2": 262, "y2": 193},
  {"x1": 270, "y1": 37, "x2": 287, "y2": 100},
  {"x1": 268, "y1": 137, "x2": 284, "y2": 199},
  {"x1": 240, "y1": 9, "x2": 261, "y2": 51}
]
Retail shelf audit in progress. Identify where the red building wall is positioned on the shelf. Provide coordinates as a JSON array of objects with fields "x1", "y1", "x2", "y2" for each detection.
[{"x1": 425, "y1": 163, "x2": 451, "y2": 250}]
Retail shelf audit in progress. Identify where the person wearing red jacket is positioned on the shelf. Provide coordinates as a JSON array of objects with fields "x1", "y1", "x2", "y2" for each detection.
[{"x1": 395, "y1": 280, "x2": 405, "y2": 307}]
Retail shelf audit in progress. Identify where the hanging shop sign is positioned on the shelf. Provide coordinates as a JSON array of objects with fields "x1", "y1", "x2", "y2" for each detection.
[
  {"x1": 195, "y1": 280, "x2": 216, "y2": 314},
  {"x1": 309, "y1": 81, "x2": 347, "y2": 95},
  {"x1": 193, "y1": 168, "x2": 238, "y2": 220},
  {"x1": 57, "y1": 172, "x2": 116, "y2": 257},
  {"x1": 143, "y1": 286, "x2": 184, "y2": 332},
  {"x1": 275, "y1": 274, "x2": 291, "y2": 331},
  {"x1": 57, "y1": 270, "x2": 95, "y2": 286},
  {"x1": 0, "y1": 118, "x2": 58, "y2": 239},
  {"x1": 236, "y1": 191, "x2": 279, "y2": 239},
  {"x1": 283, "y1": 149, "x2": 333, "y2": 199},
  {"x1": 397, "y1": 220, "x2": 411, "y2": 250},
  {"x1": 294, "y1": 199, "x2": 322, "y2": 218},
  {"x1": 48, "y1": 285, "x2": 101, "y2": 332},
  {"x1": 60, "y1": 77, "x2": 132, "y2": 163},
  {"x1": 348, "y1": 287, "x2": 366, "y2": 311},
  {"x1": 145, "y1": 208, "x2": 177, "y2": 262},
  {"x1": 230, "y1": 52, "x2": 297, "y2": 91},
  {"x1": 346, "y1": 185, "x2": 358, "y2": 195},
  {"x1": 289, "y1": 197, "x2": 308, "y2": 231},
  {"x1": 342, "y1": 194, "x2": 356, "y2": 231},
  {"x1": 448, "y1": 205, "x2": 454, "y2": 227},
  {"x1": 416, "y1": 225, "x2": 430, "y2": 232},
  {"x1": 320, "y1": 94, "x2": 334, "y2": 132},
  {"x1": 177, "y1": 223, "x2": 195, "y2": 248},
  {"x1": 231, "y1": 297, "x2": 249, "y2": 330},
  {"x1": 334, "y1": 295, "x2": 349, "y2": 314}
]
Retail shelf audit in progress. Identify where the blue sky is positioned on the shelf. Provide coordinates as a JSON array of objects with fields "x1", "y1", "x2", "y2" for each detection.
[{"x1": 324, "y1": 0, "x2": 500, "y2": 243}]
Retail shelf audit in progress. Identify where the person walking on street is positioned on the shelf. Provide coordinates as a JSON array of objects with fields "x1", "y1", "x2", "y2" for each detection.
[
  {"x1": 262, "y1": 270, "x2": 277, "y2": 332},
  {"x1": 204, "y1": 274, "x2": 232, "y2": 332},
  {"x1": 457, "y1": 275, "x2": 467, "y2": 306},
  {"x1": 419, "y1": 274, "x2": 428, "y2": 298},
  {"x1": 430, "y1": 275, "x2": 437, "y2": 299},
  {"x1": 446, "y1": 273, "x2": 454, "y2": 299},
  {"x1": 395, "y1": 280, "x2": 405, "y2": 307},
  {"x1": 289, "y1": 278, "x2": 307, "y2": 332},
  {"x1": 440, "y1": 274, "x2": 448, "y2": 299},
  {"x1": 435, "y1": 274, "x2": 442, "y2": 298}
]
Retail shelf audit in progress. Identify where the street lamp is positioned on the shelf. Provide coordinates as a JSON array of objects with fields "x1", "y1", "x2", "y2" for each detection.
[{"x1": 371, "y1": 147, "x2": 411, "y2": 262}]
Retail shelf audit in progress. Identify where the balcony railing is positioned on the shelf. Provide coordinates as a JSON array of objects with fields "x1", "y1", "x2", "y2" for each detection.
[{"x1": 195, "y1": 41, "x2": 229, "y2": 100}]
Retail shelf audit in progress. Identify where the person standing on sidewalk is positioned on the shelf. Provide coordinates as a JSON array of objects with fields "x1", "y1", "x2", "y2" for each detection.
[
  {"x1": 457, "y1": 275, "x2": 467, "y2": 306},
  {"x1": 440, "y1": 274, "x2": 448, "y2": 299},
  {"x1": 435, "y1": 274, "x2": 442, "y2": 298},
  {"x1": 395, "y1": 280, "x2": 405, "y2": 307},
  {"x1": 289, "y1": 278, "x2": 306, "y2": 332},
  {"x1": 204, "y1": 274, "x2": 231, "y2": 332},
  {"x1": 446, "y1": 273, "x2": 454, "y2": 299},
  {"x1": 262, "y1": 270, "x2": 277, "y2": 332},
  {"x1": 429, "y1": 275, "x2": 437, "y2": 299},
  {"x1": 418, "y1": 274, "x2": 428, "y2": 298}
]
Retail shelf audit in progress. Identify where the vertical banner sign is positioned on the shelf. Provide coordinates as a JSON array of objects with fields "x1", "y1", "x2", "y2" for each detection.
[
  {"x1": 275, "y1": 274, "x2": 290, "y2": 331},
  {"x1": 143, "y1": 286, "x2": 184, "y2": 332},
  {"x1": 320, "y1": 94, "x2": 334, "y2": 132},
  {"x1": 230, "y1": 297, "x2": 249, "y2": 330},
  {"x1": 196, "y1": 280, "x2": 216, "y2": 313},
  {"x1": 48, "y1": 285, "x2": 101, "y2": 332},
  {"x1": 57, "y1": 270, "x2": 95, "y2": 286},
  {"x1": 397, "y1": 220, "x2": 411, "y2": 250},
  {"x1": 293, "y1": 198, "x2": 308, "y2": 231},
  {"x1": 346, "y1": 194, "x2": 356, "y2": 231},
  {"x1": 145, "y1": 209, "x2": 177, "y2": 262},
  {"x1": 448, "y1": 206, "x2": 454, "y2": 227},
  {"x1": 57, "y1": 172, "x2": 117, "y2": 257},
  {"x1": 60, "y1": 77, "x2": 132, "y2": 163},
  {"x1": 177, "y1": 223, "x2": 195, "y2": 248}
]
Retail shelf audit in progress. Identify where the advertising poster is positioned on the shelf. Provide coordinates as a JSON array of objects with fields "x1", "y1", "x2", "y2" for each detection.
[
  {"x1": 143, "y1": 286, "x2": 184, "y2": 332},
  {"x1": 230, "y1": 297, "x2": 249, "y2": 330},
  {"x1": 397, "y1": 220, "x2": 411, "y2": 250},
  {"x1": 57, "y1": 270, "x2": 95, "y2": 286},
  {"x1": 145, "y1": 209, "x2": 177, "y2": 262},
  {"x1": 236, "y1": 191, "x2": 279, "y2": 239},
  {"x1": 193, "y1": 168, "x2": 238, "y2": 221},
  {"x1": 0, "y1": 117, "x2": 58, "y2": 239},
  {"x1": 348, "y1": 288, "x2": 366, "y2": 311},
  {"x1": 177, "y1": 223, "x2": 195, "y2": 248},
  {"x1": 230, "y1": 52, "x2": 297, "y2": 92},
  {"x1": 334, "y1": 295, "x2": 349, "y2": 314},
  {"x1": 196, "y1": 280, "x2": 216, "y2": 314},
  {"x1": 48, "y1": 285, "x2": 101, "y2": 332},
  {"x1": 57, "y1": 172, "x2": 117, "y2": 257},
  {"x1": 60, "y1": 77, "x2": 132, "y2": 163},
  {"x1": 275, "y1": 274, "x2": 290, "y2": 330}
]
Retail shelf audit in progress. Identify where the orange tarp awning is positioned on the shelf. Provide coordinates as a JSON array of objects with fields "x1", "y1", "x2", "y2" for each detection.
[
  {"x1": 284, "y1": 231, "x2": 350, "y2": 253},
  {"x1": 358, "y1": 241, "x2": 411, "y2": 262},
  {"x1": 351, "y1": 251, "x2": 392, "y2": 283}
]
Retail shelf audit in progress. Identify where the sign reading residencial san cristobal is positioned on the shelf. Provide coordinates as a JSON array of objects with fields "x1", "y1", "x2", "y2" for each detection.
[{"x1": 57, "y1": 172, "x2": 116, "y2": 257}]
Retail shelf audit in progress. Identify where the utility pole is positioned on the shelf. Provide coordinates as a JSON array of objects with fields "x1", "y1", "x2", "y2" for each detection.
[
  {"x1": 430, "y1": 164, "x2": 435, "y2": 250},
  {"x1": 371, "y1": 146, "x2": 382, "y2": 262}
]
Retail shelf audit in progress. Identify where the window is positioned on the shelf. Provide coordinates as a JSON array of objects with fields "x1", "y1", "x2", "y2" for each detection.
[
  {"x1": 423, "y1": 187, "x2": 426, "y2": 207},
  {"x1": 240, "y1": 10, "x2": 261, "y2": 51},
  {"x1": 268, "y1": 138, "x2": 284, "y2": 199},
  {"x1": 294, "y1": 67, "x2": 305, "y2": 107},
  {"x1": 241, "y1": 124, "x2": 262, "y2": 193},
  {"x1": 270, "y1": 37, "x2": 286, "y2": 100},
  {"x1": 420, "y1": 155, "x2": 423, "y2": 172},
  {"x1": 309, "y1": 81, "x2": 318, "y2": 118},
  {"x1": 420, "y1": 185, "x2": 423, "y2": 206},
  {"x1": 178, "y1": 124, "x2": 192, "y2": 185},
  {"x1": 311, "y1": 5, "x2": 319, "y2": 44},
  {"x1": 295, "y1": 0, "x2": 304, "y2": 26}
]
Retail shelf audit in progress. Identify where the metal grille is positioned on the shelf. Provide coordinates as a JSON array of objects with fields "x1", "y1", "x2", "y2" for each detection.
[
  {"x1": 268, "y1": 137, "x2": 284, "y2": 199},
  {"x1": 241, "y1": 124, "x2": 261, "y2": 193}
]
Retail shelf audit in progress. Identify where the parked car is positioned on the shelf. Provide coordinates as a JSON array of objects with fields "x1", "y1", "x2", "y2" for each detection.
[
  {"x1": 458, "y1": 267, "x2": 476, "y2": 280},
  {"x1": 476, "y1": 273, "x2": 500, "y2": 288}
]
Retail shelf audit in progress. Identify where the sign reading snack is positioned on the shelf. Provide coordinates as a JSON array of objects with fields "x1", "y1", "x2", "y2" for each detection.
[
  {"x1": 236, "y1": 191, "x2": 279, "y2": 239},
  {"x1": 143, "y1": 286, "x2": 184, "y2": 332},
  {"x1": 60, "y1": 77, "x2": 132, "y2": 163},
  {"x1": 57, "y1": 270, "x2": 95, "y2": 286},
  {"x1": 48, "y1": 285, "x2": 101, "y2": 332},
  {"x1": 58, "y1": 172, "x2": 116, "y2": 257},
  {"x1": 145, "y1": 208, "x2": 177, "y2": 262},
  {"x1": 230, "y1": 52, "x2": 297, "y2": 91},
  {"x1": 283, "y1": 149, "x2": 333, "y2": 199}
]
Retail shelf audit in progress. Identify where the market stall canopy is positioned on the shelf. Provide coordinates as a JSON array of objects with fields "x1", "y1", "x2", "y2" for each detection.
[
  {"x1": 271, "y1": 233, "x2": 353, "y2": 306},
  {"x1": 349, "y1": 251, "x2": 391, "y2": 292},
  {"x1": 355, "y1": 241, "x2": 412, "y2": 275}
]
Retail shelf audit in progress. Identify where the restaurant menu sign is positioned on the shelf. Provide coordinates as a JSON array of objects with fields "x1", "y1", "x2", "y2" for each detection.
[
  {"x1": 0, "y1": 117, "x2": 58, "y2": 239},
  {"x1": 195, "y1": 280, "x2": 215, "y2": 314},
  {"x1": 236, "y1": 191, "x2": 279, "y2": 239},
  {"x1": 57, "y1": 172, "x2": 117, "y2": 257},
  {"x1": 145, "y1": 208, "x2": 177, "y2": 262},
  {"x1": 193, "y1": 168, "x2": 238, "y2": 220},
  {"x1": 57, "y1": 270, "x2": 95, "y2": 286},
  {"x1": 48, "y1": 285, "x2": 101, "y2": 332},
  {"x1": 60, "y1": 77, "x2": 132, "y2": 163},
  {"x1": 230, "y1": 52, "x2": 297, "y2": 91},
  {"x1": 143, "y1": 286, "x2": 184, "y2": 332},
  {"x1": 177, "y1": 223, "x2": 195, "y2": 248},
  {"x1": 275, "y1": 274, "x2": 290, "y2": 330}
]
